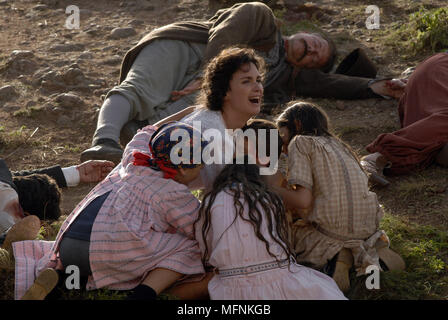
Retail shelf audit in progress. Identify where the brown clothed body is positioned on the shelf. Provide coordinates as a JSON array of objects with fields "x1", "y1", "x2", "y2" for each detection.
[{"x1": 367, "y1": 52, "x2": 448, "y2": 175}]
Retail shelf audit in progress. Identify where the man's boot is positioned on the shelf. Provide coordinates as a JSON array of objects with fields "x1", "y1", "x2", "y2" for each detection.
[
  {"x1": 332, "y1": 248, "x2": 353, "y2": 293},
  {"x1": 360, "y1": 152, "x2": 391, "y2": 187},
  {"x1": 80, "y1": 138, "x2": 123, "y2": 165}
]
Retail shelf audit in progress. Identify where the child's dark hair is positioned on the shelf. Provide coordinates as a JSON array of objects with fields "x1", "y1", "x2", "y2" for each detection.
[
  {"x1": 276, "y1": 101, "x2": 362, "y2": 165},
  {"x1": 197, "y1": 47, "x2": 266, "y2": 111},
  {"x1": 13, "y1": 174, "x2": 61, "y2": 221},
  {"x1": 242, "y1": 118, "x2": 283, "y2": 158},
  {"x1": 196, "y1": 159, "x2": 294, "y2": 266}
]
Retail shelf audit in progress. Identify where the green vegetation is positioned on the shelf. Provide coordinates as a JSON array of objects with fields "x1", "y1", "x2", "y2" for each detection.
[
  {"x1": 13, "y1": 106, "x2": 45, "y2": 118},
  {"x1": 348, "y1": 213, "x2": 448, "y2": 300},
  {"x1": 384, "y1": 7, "x2": 448, "y2": 58},
  {"x1": 412, "y1": 7, "x2": 448, "y2": 52},
  {"x1": 0, "y1": 126, "x2": 28, "y2": 149},
  {"x1": 64, "y1": 144, "x2": 81, "y2": 153}
]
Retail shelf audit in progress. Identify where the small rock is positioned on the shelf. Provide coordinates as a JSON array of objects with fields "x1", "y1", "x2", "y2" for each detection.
[
  {"x1": 79, "y1": 9, "x2": 92, "y2": 18},
  {"x1": 32, "y1": 67, "x2": 52, "y2": 79},
  {"x1": 10, "y1": 50, "x2": 34, "y2": 60},
  {"x1": 129, "y1": 19, "x2": 143, "y2": 27},
  {"x1": 52, "y1": 60, "x2": 70, "y2": 67},
  {"x1": 69, "y1": 63, "x2": 80, "y2": 69},
  {"x1": 57, "y1": 114, "x2": 71, "y2": 126},
  {"x1": 85, "y1": 28, "x2": 99, "y2": 36},
  {"x1": 109, "y1": 27, "x2": 137, "y2": 39},
  {"x1": 41, "y1": 80, "x2": 66, "y2": 91},
  {"x1": 18, "y1": 75, "x2": 31, "y2": 85},
  {"x1": 102, "y1": 26, "x2": 114, "y2": 32},
  {"x1": 330, "y1": 20, "x2": 340, "y2": 27},
  {"x1": 54, "y1": 92, "x2": 84, "y2": 108},
  {"x1": 102, "y1": 45, "x2": 114, "y2": 52},
  {"x1": 26, "y1": 100, "x2": 36, "y2": 108},
  {"x1": 61, "y1": 67, "x2": 88, "y2": 85},
  {"x1": 50, "y1": 43, "x2": 85, "y2": 52},
  {"x1": 0, "y1": 85, "x2": 18, "y2": 101},
  {"x1": 94, "y1": 89, "x2": 108, "y2": 97},
  {"x1": 33, "y1": 4, "x2": 48, "y2": 11},
  {"x1": 39, "y1": 0, "x2": 59, "y2": 6},
  {"x1": 78, "y1": 51, "x2": 93, "y2": 59},
  {"x1": 1, "y1": 104, "x2": 20, "y2": 112},
  {"x1": 36, "y1": 70, "x2": 66, "y2": 91},
  {"x1": 25, "y1": 12, "x2": 36, "y2": 19},
  {"x1": 5, "y1": 58, "x2": 38, "y2": 75},
  {"x1": 102, "y1": 55, "x2": 122, "y2": 65}
]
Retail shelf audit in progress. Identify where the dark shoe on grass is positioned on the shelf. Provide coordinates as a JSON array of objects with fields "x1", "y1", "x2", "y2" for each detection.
[
  {"x1": 360, "y1": 152, "x2": 391, "y2": 187},
  {"x1": 80, "y1": 138, "x2": 123, "y2": 165}
]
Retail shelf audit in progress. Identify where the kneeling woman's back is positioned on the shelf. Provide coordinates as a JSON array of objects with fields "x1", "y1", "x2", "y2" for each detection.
[{"x1": 195, "y1": 161, "x2": 346, "y2": 300}]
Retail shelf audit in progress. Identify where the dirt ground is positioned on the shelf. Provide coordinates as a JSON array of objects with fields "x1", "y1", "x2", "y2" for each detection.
[{"x1": 0, "y1": 0, "x2": 447, "y2": 300}]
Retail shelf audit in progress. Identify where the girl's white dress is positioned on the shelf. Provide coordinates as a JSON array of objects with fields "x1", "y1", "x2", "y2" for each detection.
[{"x1": 195, "y1": 189, "x2": 347, "y2": 300}]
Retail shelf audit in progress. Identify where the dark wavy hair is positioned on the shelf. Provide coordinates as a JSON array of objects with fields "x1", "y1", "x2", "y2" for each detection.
[
  {"x1": 13, "y1": 173, "x2": 62, "y2": 221},
  {"x1": 242, "y1": 118, "x2": 283, "y2": 159},
  {"x1": 276, "y1": 101, "x2": 363, "y2": 167},
  {"x1": 197, "y1": 47, "x2": 266, "y2": 111},
  {"x1": 195, "y1": 160, "x2": 294, "y2": 266}
]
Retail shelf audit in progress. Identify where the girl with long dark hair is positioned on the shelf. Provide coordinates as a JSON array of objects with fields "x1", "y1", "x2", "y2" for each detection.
[{"x1": 195, "y1": 159, "x2": 346, "y2": 300}]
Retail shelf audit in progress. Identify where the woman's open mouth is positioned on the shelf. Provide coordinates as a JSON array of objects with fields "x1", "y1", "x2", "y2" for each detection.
[{"x1": 249, "y1": 97, "x2": 261, "y2": 104}]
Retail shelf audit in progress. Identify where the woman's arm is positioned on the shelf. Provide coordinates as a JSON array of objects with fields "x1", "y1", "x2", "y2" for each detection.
[{"x1": 153, "y1": 105, "x2": 198, "y2": 127}]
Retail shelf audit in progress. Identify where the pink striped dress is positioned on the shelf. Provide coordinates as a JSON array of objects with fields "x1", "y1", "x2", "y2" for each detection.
[{"x1": 13, "y1": 125, "x2": 205, "y2": 300}]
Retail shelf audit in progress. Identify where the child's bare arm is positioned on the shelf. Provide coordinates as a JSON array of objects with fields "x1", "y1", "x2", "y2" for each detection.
[{"x1": 271, "y1": 185, "x2": 313, "y2": 220}]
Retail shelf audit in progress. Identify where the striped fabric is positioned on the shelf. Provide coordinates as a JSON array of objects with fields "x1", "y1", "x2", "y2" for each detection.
[{"x1": 13, "y1": 125, "x2": 205, "y2": 299}]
